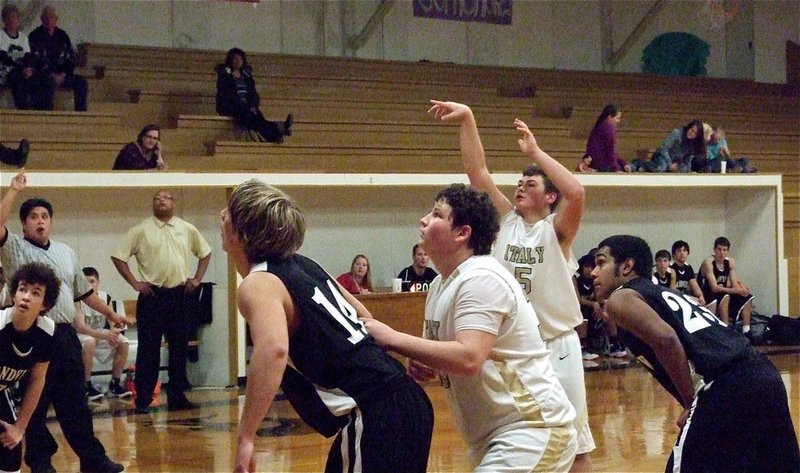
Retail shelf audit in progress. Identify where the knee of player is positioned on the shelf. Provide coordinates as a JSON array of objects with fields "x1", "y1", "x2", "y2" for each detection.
[{"x1": 83, "y1": 337, "x2": 97, "y2": 352}]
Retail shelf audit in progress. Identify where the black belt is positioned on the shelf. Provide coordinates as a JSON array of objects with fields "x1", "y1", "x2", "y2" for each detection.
[{"x1": 149, "y1": 284, "x2": 186, "y2": 293}]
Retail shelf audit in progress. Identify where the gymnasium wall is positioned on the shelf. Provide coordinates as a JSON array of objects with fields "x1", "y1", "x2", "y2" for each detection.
[
  {"x1": 7, "y1": 175, "x2": 782, "y2": 386},
  {"x1": 19, "y1": 0, "x2": 800, "y2": 83}
]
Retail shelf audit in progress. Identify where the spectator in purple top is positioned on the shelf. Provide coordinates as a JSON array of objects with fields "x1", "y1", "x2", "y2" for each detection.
[
  {"x1": 112, "y1": 125, "x2": 168, "y2": 171},
  {"x1": 585, "y1": 104, "x2": 631, "y2": 173}
]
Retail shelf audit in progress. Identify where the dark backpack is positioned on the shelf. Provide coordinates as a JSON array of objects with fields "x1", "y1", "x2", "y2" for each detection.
[{"x1": 765, "y1": 315, "x2": 800, "y2": 345}]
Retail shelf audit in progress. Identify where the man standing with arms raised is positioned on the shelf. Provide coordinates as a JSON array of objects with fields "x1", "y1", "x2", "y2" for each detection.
[
  {"x1": 112, "y1": 190, "x2": 211, "y2": 414},
  {"x1": 429, "y1": 101, "x2": 594, "y2": 470}
]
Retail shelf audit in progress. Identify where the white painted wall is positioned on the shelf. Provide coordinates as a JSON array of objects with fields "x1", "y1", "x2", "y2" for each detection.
[
  {"x1": 15, "y1": 0, "x2": 798, "y2": 83},
  {"x1": 0, "y1": 173, "x2": 784, "y2": 385}
]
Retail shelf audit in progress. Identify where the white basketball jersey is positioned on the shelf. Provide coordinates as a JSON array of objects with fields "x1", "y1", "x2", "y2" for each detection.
[
  {"x1": 492, "y1": 211, "x2": 582, "y2": 340},
  {"x1": 424, "y1": 255, "x2": 575, "y2": 449}
]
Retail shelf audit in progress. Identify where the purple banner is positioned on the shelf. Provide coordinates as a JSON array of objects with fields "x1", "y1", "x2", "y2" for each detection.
[{"x1": 413, "y1": 0, "x2": 512, "y2": 25}]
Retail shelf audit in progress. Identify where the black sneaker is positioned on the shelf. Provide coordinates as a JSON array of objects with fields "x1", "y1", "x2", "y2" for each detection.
[
  {"x1": 16, "y1": 138, "x2": 29, "y2": 167},
  {"x1": 86, "y1": 383, "x2": 104, "y2": 402},
  {"x1": 133, "y1": 405, "x2": 151, "y2": 415},
  {"x1": 284, "y1": 113, "x2": 293, "y2": 136},
  {"x1": 108, "y1": 380, "x2": 133, "y2": 398},
  {"x1": 167, "y1": 397, "x2": 198, "y2": 412},
  {"x1": 81, "y1": 457, "x2": 124, "y2": 473}
]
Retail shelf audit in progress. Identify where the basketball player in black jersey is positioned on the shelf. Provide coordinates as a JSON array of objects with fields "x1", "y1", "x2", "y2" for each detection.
[
  {"x1": 592, "y1": 235, "x2": 799, "y2": 472},
  {"x1": 698, "y1": 236, "x2": 755, "y2": 331},
  {"x1": 221, "y1": 179, "x2": 433, "y2": 473},
  {"x1": 0, "y1": 263, "x2": 58, "y2": 472}
]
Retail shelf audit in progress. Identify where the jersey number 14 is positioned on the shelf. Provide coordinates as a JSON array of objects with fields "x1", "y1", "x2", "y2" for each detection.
[{"x1": 312, "y1": 280, "x2": 368, "y2": 344}]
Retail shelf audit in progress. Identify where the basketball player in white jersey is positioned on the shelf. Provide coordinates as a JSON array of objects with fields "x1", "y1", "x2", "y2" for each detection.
[
  {"x1": 363, "y1": 184, "x2": 577, "y2": 471},
  {"x1": 428, "y1": 100, "x2": 595, "y2": 470}
]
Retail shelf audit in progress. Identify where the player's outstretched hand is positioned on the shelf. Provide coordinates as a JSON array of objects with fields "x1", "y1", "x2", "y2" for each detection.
[
  {"x1": 360, "y1": 317, "x2": 396, "y2": 349},
  {"x1": 515, "y1": 119, "x2": 540, "y2": 157},
  {"x1": 234, "y1": 438, "x2": 256, "y2": 473},
  {"x1": 9, "y1": 169, "x2": 26, "y2": 192},
  {"x1": 428, "y1": 100, "x2": 472, "y2": 123},
  {"x1": 0, "y1": 420, "x2": 23, "y2": 449}
]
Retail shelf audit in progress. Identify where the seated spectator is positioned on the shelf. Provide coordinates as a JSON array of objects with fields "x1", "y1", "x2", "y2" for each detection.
[
  {"x1": 336, "y1": 254, "x2": 373, "y2": 294},
  {"x1": 633, "y1": 120, "x2": 705, "y2": 172},
  {"x1": 113, "y1": 124, "x2": 168, "y2": 170},
  {"x1": 689, "y1": 123, "x2": 713, "y2": 172},
  {"x1": 573, "y1": 253, "x2": 601, "y2": 365},
  {"x1": 397, "y1": 244, "x2": 438, "y2": 292},
  {"x1": 575, "y1": 154, "x2": 596, "y2": 173},
  {"x1": 706, "y1": 126, "x2": 756, "y2": 173},
  {"x1": 697, "y1": 236, "x2": 755, "y2": 334},
  {"x1": 215, "y1": 48, "x2": 292, "y2": 143},
  {"x1": 76, "y1": 267, "x2": 132, "y2": 401},
  {"x1": 585, "y1": 103, "x2": 631, "y2": 172},
  {"x1": 0, "y1": 138, "x2": 29, "y2": 167},
  {"x1": 1, "y1": 4, "x2": 54, "y2": 110},
  {"x1": 652, "y1": 249, "x2": 677, "y2": 289},
  {"x1": 670, "y1": 240, "x2": 705, "y2": 305},
  {"x1": 28, "y1": 6, "x2": 88, "y2": 112}
]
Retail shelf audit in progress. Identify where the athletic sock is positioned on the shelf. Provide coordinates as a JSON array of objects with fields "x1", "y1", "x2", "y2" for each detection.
[{"x1": 742, "y1": 325, "x2": 751, "y2": 333}]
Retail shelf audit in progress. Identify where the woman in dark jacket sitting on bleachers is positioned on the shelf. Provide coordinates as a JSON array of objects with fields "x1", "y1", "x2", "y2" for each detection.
[{"x1": 215, "y1": 48, "x2": 292, "y2": 143}]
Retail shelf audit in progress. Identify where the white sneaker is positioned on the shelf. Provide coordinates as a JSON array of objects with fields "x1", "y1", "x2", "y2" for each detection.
[
  {"x1": 582, "y1": 359, "x2": 600, "y2": 369},
  {"x1": 609, "y1": 348, "x2": 628, "y2": 358},
  {"x1": 582, "y1": 351, "x2": 600, "y2": 361}
]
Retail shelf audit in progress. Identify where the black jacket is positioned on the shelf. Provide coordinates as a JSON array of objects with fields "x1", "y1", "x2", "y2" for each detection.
[
  {"x1": 215, "y1": 63, "x2": 259, "y2": 116},
  {"x1": 29, "y1": 26, "x2": 76, "y2": 75}
]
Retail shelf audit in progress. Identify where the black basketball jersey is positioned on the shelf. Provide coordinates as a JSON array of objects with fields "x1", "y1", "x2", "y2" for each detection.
[
  {"x1": 0, "y1": 308, "x2": 54, "y2": 392},
  {"x1": 253, "y1": 254, "x2": 408, "y2": 436},
  {"x1": 616, "y1": 277, "x2": 755, "y2": 403},
  {"x1": 670, "y1": 262, "x2": 696, "y2": 294},
  {"x1": 697, "y1": 258, "x2": 730, "y2": 301},
  {"x1": 652, "y1": 270, "x2": 671, "y2": 288},
  {"x1": 575, "y1": 274, "x2": 594, "y2": 299}
]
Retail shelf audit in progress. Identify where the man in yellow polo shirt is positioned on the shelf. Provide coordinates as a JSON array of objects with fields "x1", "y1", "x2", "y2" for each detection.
[{"x1": 111, "y1": 190, "x2": 211, "y2": 414}]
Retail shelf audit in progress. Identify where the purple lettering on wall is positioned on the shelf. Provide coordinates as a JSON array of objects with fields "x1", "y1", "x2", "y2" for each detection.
[{"x1": 413, "y1": 0, "x2": 513, "y2": 25}]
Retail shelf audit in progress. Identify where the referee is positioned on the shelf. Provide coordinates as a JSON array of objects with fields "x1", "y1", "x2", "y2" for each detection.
[{"x1": 1, "y1": 170, "x2": 127, "y2": 473}]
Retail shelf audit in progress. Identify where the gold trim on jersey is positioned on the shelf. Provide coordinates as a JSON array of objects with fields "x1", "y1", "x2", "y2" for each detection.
[
  {"x1": 534, "y1": 426, "x2": 574, "y2": 472},
  {"x1": 493, "y1": 360, "x2": 544, "y2": 424}
]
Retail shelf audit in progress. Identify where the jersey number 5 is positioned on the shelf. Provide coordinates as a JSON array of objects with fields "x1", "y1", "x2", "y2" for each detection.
[{"x1": 312, "y1": 280, "x2": 368, "y2": 344}]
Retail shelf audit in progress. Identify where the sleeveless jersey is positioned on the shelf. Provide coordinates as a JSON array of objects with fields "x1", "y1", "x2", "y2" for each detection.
[
  {"x1": 0, "y1": 308, "x2": 54, "y2": 392},
  {"x1": 251, "y1": 254, "x2": 407, "y2": 437},
  {"x1": 697, "y1": 258, "x2": 729, "y2": 302},
  {"x1": 652, "y1": 268, "x2": 672, "y2": 288},
  {"x1": 616, "y1": 277, "x2": 754, "y2": 402},
  {"x1": 424, "y1": 255, "x2": 575, "y2": 448},
  {"x1": 493, "y1": 212, "x2": 582, "y2": 340},
  {"x1": 575, "y1": 275, "x2": 593, "y2": 299},
  {"x1": 670, "y1": 262, "x2": 696, "y2": 295}
]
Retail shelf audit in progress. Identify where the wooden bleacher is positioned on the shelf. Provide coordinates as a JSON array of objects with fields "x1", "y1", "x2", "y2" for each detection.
[{"x1": 1, "y1": 42, "x2": 797, "y2": 312}]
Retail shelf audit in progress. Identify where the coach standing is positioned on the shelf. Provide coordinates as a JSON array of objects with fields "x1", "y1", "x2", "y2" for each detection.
[
  {"x1": 0, "y1": 170, "x2": 126, "y2": 473},
  {"x1": 112, "y1": 190, "x2": 211, "y2": 414}
]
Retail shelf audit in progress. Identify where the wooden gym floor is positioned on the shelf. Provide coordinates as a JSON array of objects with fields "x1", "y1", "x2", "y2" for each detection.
[{"x1": 45, "y1": 352, "x2": 799, "y2": 472}]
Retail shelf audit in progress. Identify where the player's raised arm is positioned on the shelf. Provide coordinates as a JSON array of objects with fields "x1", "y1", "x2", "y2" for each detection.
[
  {"x1": 515, "y1": 119, "x2": 585, "y2": 253},
  {"x1": 428, "y1": 100, "x2": 512, "y2": 215}
]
